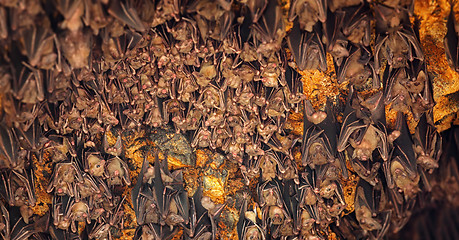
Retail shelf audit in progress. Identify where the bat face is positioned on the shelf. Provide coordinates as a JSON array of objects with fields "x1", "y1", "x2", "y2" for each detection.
[
  {"x1": 242, "y1": 225, "x2": 264, "y2": 240},
  {"x1": 69, "y1": 201, "x2": 90, "y2": 232},
  {"x1": 47, "y1": 161, "x2": 83, "y2": 197},
  {"x1": 75, "y1": 174, "x2": 99, "y2": 201},
  {"x1": 85, "y1": 152, "x2": 105, "y2": 177},
  {"x1": 106, "y1": 156, "x2": 131, "y2": 186}
]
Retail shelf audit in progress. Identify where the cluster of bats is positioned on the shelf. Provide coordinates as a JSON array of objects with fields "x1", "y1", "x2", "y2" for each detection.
[{"x1": 0, "y1": 0, "x2": 458, "y2": 239}]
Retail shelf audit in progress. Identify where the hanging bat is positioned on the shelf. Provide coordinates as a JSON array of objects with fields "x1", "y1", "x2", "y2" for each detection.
[
  {"x1": 257, "y1": 179, "x2": 288, "y2": 231},
  {"x1": 15, "y1": 119, "x2": 45, "y2": 154},
  {"x1": 413, "y1": 113, "x2": 442, "y2": 172},
  {"x1": 251, "y1": 0, "x2": 285, "y2": 53},
  {"x1": 341, "y1": 2, "x2": 372, "y2": 46},
  {"x1": 384, "y1": 112, "x2": 420, "y2": 200},
  {"x1": 335, "y1": 45, "x2": 379, "y2": 89},
  {"x1": 298, "y1": 167, "x2": 320, "y2": 208},
  {"x1": 280, "y1": 180, "x2": 300, "y2": 236},
  {"x1": 236, "y1": 192, "x2": 265, "y2": 240},
  {"x1": 323, "y1": 9, "x2": 348, "y2": 66},
  {"x1": 338, "y1": 89, "x2": 388, "y2": 185},
  {"x1": 181, "y1": 186, "x2": 213, "y2": 239},
  {"x1": 374, "y1": 25, "x2": 424, "y2": 70},
  {"x1": 287, "y1": 20, "x2": 327, "y2": 72},
  {"x1": 289, "y1": 0, "x2": 327, "y2": 32},
  {"x1": 337, "y1": 88, "x2": 389, "y2": 162},
  {"x1": 302, "y1": 100, "x2": 341, "y2": 171},
  {"x1": 354, "y1": 179, "x2": 391, "y2": 239}
]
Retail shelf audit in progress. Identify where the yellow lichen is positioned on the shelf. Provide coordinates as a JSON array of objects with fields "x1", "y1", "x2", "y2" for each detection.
[
  {"x1": 342, "y1": 172, "x2": 359, "y2": 214},
  {"x1": 118, "y1": 229, "x2": 136, "y2": 239},
  {"x1": 196, "y1": 149, "x2": 209, "y2": 168},
  {"x1": 414, "y1": 0, "x2": 459, "y2": 128},
  {"x1": 299, "y1": 53, "x2": 343, "y2": 110},
  {"x1": 167, "y1": 155, "x2": 191, "y2": 169},
  {"x1": 203, "y1": 175, "x2": 226, "y2": 204},
  {"x1": 31, "y1": 153, "x2": 52, "y2": 216}
]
